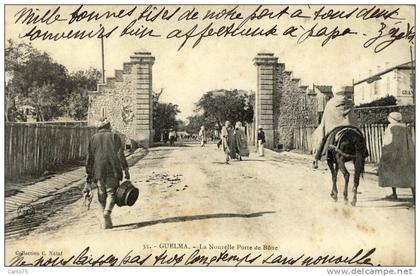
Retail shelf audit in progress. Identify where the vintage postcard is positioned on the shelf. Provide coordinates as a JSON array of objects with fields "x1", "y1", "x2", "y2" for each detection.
[{"x1": 2, "y1": 1, "x2": 417, "y2": 271}]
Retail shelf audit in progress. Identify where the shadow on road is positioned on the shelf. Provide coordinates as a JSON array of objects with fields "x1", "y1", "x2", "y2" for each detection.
[
  {"x1": 367, "y1": 197, "x2": 414, "y2": 203},
  {"x1": 151, "y1": 143, "x2": 193, "y2": 148},
  {"x1": 211, "y1": 159, "x2": 266, "y2": 165},
  {"x1": 211, "y1": 161, "x2": 229, "y2": 165},
  {"x1": 144, "y1": 156, "x2": 171, "y2": 160},
  {"x1": 357, "y1": 203, "x2": 414, "y2": 209},
  {"x1": 113, "y1": 211, "x2": 276, "y2": 230},
  {"x1": 357, "y1": 196, "x2": 414, "y2": 209}
]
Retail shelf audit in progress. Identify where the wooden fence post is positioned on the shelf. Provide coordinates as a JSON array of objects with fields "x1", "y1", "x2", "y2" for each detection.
[{"x1": 5, "y1": 123, "x2": 96, "y2": 180}]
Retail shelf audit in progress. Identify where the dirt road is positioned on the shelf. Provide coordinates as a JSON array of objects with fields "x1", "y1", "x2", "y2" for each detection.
[{"x1": 5, "y1": 143, "x2": 415, "y2": 266}]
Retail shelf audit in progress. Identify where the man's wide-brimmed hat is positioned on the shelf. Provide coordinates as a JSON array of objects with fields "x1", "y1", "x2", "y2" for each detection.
[
  {"x1": 116, "y1": 180, "x2": 139, "y2": 207},
  {"x1": 388, "y1": 112, "x2": 403, "y2": 123},
  {"x1": 97, "y1": 117, "x2": 111, "y2": 129}
]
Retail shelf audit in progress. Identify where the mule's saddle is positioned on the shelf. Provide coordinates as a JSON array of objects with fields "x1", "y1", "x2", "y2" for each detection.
[{"x1": 322, "y1": 126, "x2": 367, "y2": 158}]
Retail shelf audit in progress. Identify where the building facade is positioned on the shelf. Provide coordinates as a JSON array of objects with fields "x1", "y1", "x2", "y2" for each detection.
[{"x1": 354, "y1": 61, "x2": 415, "y2": 106}]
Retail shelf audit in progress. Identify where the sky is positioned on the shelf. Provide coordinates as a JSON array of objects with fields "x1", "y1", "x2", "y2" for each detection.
[{"x1": 5, "y1": 4, "x2": 415, "y2": 120}]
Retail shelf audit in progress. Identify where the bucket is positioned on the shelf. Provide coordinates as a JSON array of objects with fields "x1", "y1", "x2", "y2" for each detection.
[{"x1": 116, "y1": 180, "x2": 139, "y2": 207}]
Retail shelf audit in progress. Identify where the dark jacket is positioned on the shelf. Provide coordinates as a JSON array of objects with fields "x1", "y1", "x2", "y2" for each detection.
[
  {"x1": 257, "y1": 130, "x2": 265, "y2": 143},
  {"x1": 86, "y1": 129, "x2": 128, "y2": 182}
]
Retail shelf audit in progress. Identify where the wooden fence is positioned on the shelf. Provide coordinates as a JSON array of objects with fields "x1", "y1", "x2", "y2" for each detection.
[
  {"x1": 293, "y1": 126, "x2": 317, "y2": 154},
  {"x1": 360, "y1": 124, "x2": 415, "y2": 163},
  {"x1": 293, "y1": 124, "x2": 415, "y2": 164},
  {"x1": 9, "y1": 121, "x2": 88, "y2": 126},
  {"x1": 5, "y1": 123, "x2": 96, "y2": 179}
]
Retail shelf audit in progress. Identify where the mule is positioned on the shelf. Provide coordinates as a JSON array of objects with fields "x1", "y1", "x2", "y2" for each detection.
[{"x1": 326, "y1": 127, "x2": 368, "y2": 206}]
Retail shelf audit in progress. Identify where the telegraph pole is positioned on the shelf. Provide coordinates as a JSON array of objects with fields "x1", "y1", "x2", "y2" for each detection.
[
  {"x1": 410, "y1": 46, "x2": 415, "y2": 104},
  {"x1": 101, "y1": 36, "x2": 105, "y2": 83}
]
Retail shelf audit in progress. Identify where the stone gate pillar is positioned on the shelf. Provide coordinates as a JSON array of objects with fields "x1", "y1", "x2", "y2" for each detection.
[
  {"x1": 87, "y1": 51, "x2": 156, "y2": 149},
  {"x1": 253, "y1": 52, "x2": 278, "y2": 149},
  {"x1": 131, "y1": 51, "x2": 155, "y2": 147}
]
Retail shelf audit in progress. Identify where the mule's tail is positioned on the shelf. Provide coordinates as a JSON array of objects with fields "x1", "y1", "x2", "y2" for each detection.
[{"x1": 355, "y1": 143, "x2": 366, "y2": 178}]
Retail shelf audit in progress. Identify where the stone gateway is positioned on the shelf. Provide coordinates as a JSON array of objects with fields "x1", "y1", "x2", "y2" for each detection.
[
  {"x1": 88, "y1": 51, "x2": 155, "y2": 148},
  {"x1": 253, "y1": 52, "x2": 318, "y2": 150}
]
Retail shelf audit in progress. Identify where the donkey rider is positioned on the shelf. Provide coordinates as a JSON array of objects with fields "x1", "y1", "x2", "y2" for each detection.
[{"x1": 312, "y1": 88, "x2": 359, "y2": 169}]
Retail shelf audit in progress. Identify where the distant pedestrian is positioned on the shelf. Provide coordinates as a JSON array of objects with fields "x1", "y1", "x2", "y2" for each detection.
[
  {"x1": 85, "y1": 117, "x2": 130, "y2": 229},
  {"x1": 378, "y1": 112, "x2": 415, "y2": 201},
  {"x1": 214, "y1": 126, "x2": 222, "y2": 149},
  {"x1": 234, "y1": 122, "x2": 249, "y2": 160},
  {"x1": 169, "y1": 128, "x2": 176, "y2": 146},
  {"x1": 221, "y1": 121, "x2": 236, "y2": 164},
  {"x1": 257, "y1": 127, "x2": 265, "y2": 157},
  {"x1": 199, "y1": 126, "x2": 206, "y2": 147},
  {"x1": 163, "y1": 129, "x2": 169, "y2": 144}
]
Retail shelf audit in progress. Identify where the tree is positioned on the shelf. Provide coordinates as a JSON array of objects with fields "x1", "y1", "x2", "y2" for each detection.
[
  {"x1": 152, "y1": 89, "x2": 182, "y2": 141},
  {"x1": 153, "y1": 102, "x2": 181, "y2": 141},
  {"x1": 5, "y1": 40, "x2": 72, "y2": 121},
  {"x1": 195, "y1": 89, "x2": 254, "y2": 129},
  {"x1": 66, "y1": 92, "x2": 88, "y2": 120},
  {"x1": 65, "y1": 68, "x2": 102, "y2": 120},
  {"x1": 358, "y1": 95, "x2": 397, "y2": 108},
  {"x1": 25, "y1": 84, "x2": 61, "y2": 121},
  {"x1": 12, "y1": 51, "x2": 70, "y2": 99},
  {"x1": 5, "y1": 40, "x2": 40, "y2": 121},
  {"x1": 5, "y1": 39, "x2": 101, "y2": 122},
  {"x1": 69, "y1": 68, "x2": 102, "y2": 92},
  {"x1": 5, "y1": 40, "x2": 39, "y2": 75},
  {"x1": 175, "y1": 119, "x2": 187, "y2": 131},
  {"x1": 185, "y1": 114, "x2": 213, "y2": 135}
]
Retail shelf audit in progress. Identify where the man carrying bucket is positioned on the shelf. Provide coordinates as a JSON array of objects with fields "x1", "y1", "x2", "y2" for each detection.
[{"x1": 85, "y1": 117, "x2": 130, "y2": 229}]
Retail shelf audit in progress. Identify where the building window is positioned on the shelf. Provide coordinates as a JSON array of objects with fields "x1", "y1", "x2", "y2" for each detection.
[{"x1": 101, "y1": 107, "x2": 106, "y2": 117}]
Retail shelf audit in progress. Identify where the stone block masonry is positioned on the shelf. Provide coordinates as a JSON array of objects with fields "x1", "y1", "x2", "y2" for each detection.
[
  {"x1": 276, "y1": 69, "x2": 318, "y2": 150},
  {"x1": 254, "y1": 52, "x2": 318, "y2": 150},
  {"x1": 253, "y1": 52, "x2": 278, "y2": 149},
  {"x1": 88, "y1": 51, "x2": 155, "y2": 148}
]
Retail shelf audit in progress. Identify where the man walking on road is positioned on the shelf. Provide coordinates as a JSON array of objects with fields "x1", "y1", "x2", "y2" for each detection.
[
  {"x1": 85, "y1": 117, "x2": 130, "y2": 229},
  {"x1": 199, "y1": 125, "x2": 206, "y2": 147},
  {"x1": 221, "y1": 121, "x2": 236, "y2": 164},
  {"x1": 169, "y1": 128, "x2": 177, "y2": 146}
]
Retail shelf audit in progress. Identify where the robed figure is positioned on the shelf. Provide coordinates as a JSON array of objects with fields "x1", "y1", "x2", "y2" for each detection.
[{"x1": 378, "y1": 112, "x2": 415, "y2": 200}]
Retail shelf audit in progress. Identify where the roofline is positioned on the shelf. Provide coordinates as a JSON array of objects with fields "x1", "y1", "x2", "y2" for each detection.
[{"x1": 354, "y1": 61, "x2": 415, "y2": 86}]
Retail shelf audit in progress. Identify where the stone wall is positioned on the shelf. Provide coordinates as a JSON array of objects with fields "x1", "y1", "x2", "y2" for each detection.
[
  {"x1": 253, "y1": 52, "x2": 318, "y2": 150},
  {"x1": 276, "y1": 72, "x2": 318, "y2": 150},
  {"x1": 88, "y1": 52, "x2": 155, "y2": 148}
]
